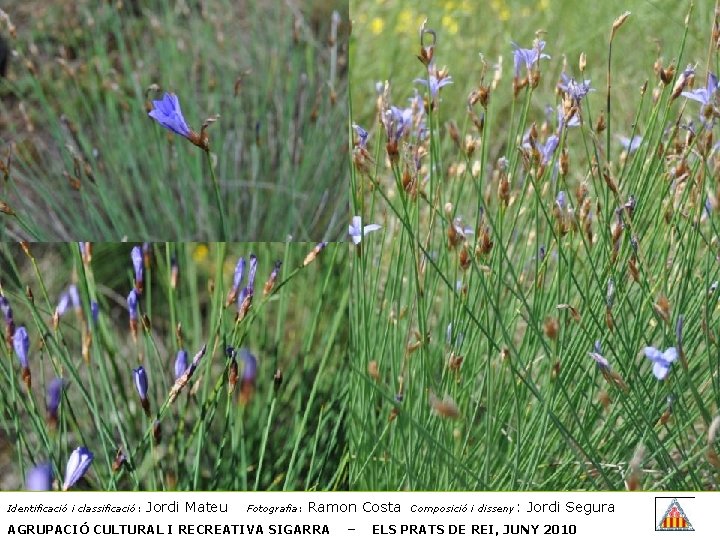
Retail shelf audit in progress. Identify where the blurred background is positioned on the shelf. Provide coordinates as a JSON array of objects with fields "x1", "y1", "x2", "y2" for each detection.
[
  {"x1": 351, "y1": 0, "x2": 715, "y2": 133},
  {"x1": 0, "y1": 0, "x2": 349, "y2": 240}
]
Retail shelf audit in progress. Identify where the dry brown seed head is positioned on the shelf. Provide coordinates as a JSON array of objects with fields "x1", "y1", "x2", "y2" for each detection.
[
  {"x1": 447, "y1": 222, "x2": 460, "y2": 249},
  {"x1": 477, "y1": 227, "x2": 494, "y2": 256},
  {"x1": 605, "y1": 308, "x2": 614, "y2": 332},
  {"x1": 530, "y1": 70, "x2": 541, "y2": 89},
  {"x1": 498, "y1": 176, "x2": 510, "y2": 207},
  {"x1": 597, "y1": 389, "x2": 611, "y2": 411},
  {"x1": 447, "y1": 353, "x2": 463, "y2": 371},
  {"x1": 386, "y1": 141, "x2": 399, "y2": 164},
  {"x1": 551, "y1": 360, "x2": 561, "y2": 378},
  {"x1": 0, "y1": 201, "x2": 15, "y2": 216},
  {"x1": 478, "y1": 85, "x2": 490, "y2": 108},
  {"x1": 595, "y1": 113, "x2": 606, "y2": 134},
  {"x1": 654, "y1": 294, "x2": 671, "y2": 323},
  {"x1": 459, "y1": 246, "x2": 471, "y2": 271},
  {"x1": 660, "y1": 64, "x2": 675, "y2": 85},
  {"x1": 544, "y1": 316, "x2": 559, "y2": 340},
  {"x1": 368, "y1": 360, "x2": 380, "y2": 381},
  {"x1": 611, "y1": 11, "x2": 631, "y2": 39},
  {"x1": 629, "y1": 256, "x2": 639, "y2": 282},
  {"x1": 429, "y1": 391, "x2": 460, "y2": 419},
  {"x1": 560, "y1": 149, "x2": 569, "y2": 176},
  {"x1": 447, "y1": 121, "x2": 461, "y2": 147},
  {"x1": 576, "y1": 182, "x2": 588, "y2": 207},
  {"x1": 228, "y1": 359, "x2": 239, "y2": 393},
  {"x1": 528, "y1": 123, "x2": 538, "y2": 146}
]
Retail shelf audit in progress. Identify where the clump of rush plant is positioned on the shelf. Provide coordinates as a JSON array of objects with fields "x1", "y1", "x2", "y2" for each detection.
[
  {"x1": 0, "y1": 1, "x2": 348, "y2": 240},
  {"x1": 0, "y1": 241, "x2": 348, "y2": 490},
  {"x1": 350, "y1": 5, "x2": 720, "y2": 491}
]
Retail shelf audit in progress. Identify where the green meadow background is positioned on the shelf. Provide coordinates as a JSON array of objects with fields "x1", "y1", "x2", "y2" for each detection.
[
  {"x1": 0, "y1": 242, "x2": 349, "y2": 491},
  {"x1": 0, "y1": 0, "x2": 348, "y2": 240},
  {"x1": 349, "y1": 0, "x2": 720, "y2": 491}
]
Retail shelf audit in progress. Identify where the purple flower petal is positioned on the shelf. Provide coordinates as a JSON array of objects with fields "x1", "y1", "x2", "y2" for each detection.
[
  {"x1": 149, "y1": 93, "x2": 191, "y2": 138},
  {"x1": 588, "y1": 352, "x2": 611, "y2": 371},
  {"x1": 46, "y1": 378, "x2": 64, "y2": 416},
  {"x1": 63, "y1": 447, "x2": 93, "y2": 490},
  {"x1": 349, "y1": 216, "x2": 381, "y2": 245},
  {"x1": 240, "y1": 349, "x2": 257, "y2": 382},
  {"x1": 26, "y1": 463, "x2": 53, "y2": 491},
  {"x1": 13, "y1": 326, "x2": 29, "y2": 369},
  {"x1": 652, "y1": 362, "x2": 671, "y2": 380},
  {"x1": 133, "y1": 366, "x2": 148, "y2": 400},
  {"x1": 247, "y1": 254, "x2": 258, "y2": 289},
  {"x1": 174, "y1": 350, "x2": 188, "y2": 380}
]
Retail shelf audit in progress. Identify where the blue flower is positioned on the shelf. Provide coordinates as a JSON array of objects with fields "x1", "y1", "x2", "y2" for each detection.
[
  {"x1": 558, "y1": 72, "x2": 594, "y2": 102},
  {"x1": 349, "y1": 216, "x2": 381, "y2": 245},
  {"x1": 127, "y1": 290, "x2": 138, "y2": 321},
  {"x1": 618, "y1": 135, "x2": 642, "y2": 153},
  {"x1": 681, "y1": 72, "x2": 718, "y2": 106},
  {"x1": 588, "y1": 351, "x2": 611, "y2": 371},
  {"x1": 133, "y1": 366, "x2": 148, "y2": 400},
  {"x1": 352, "y1": 124, "x2": 369, "y2": 148},
  {"x1": 248, "y1": 254, "x2": 258, "y2": 289},
  {"x1": 414, "y1": 72, "x2": 453, "y2": 99},
  {"x1": 232, "y1": 257, "x2": 246, "y2": 291},
  {"x1": 240, "y1": 349, "x2": 257, "y2": 383},
  {"x1": 26, "y1": 463, "x2": 53, "y2": 491},
  {"x1": 13, "y1": 326, "x2": 29, "y2": 369},
  {"x1": 148, "y1": 93, "x2": 191, "y2": 138},
  {"x1": 63, "y1": 447, "x2": 93, "y2": 491},
  {"x1": 588, "y1": 340, "x2": 610, "y2": 369},
  {"x1": 643, "y1": 346, "x2": 678, "y2": 380},
  {"x1": 55, "y1": 291, "x2": 71, "y2": 317},
  {"x1": 46, "y1": 378, "x2": 65, "y2": 418},
  {"x1": 263, "y1": 261, "x2": 282, "y2": 295},
  {"x1": 676, "y1": 315, "x2": 684, "y2": 350},
  {"x1": 556, "y1": 191, "x2": 567, "y2": 211},
  {"x1": 557, "y1": 104, "x2": 580, "y2": 130},
  {"x1": 512, "y1": 40, "x2": 550, "y2": 78},
  {"x1": 174, "y1": 350, "x2": 188, "y2": 380},
  {"x1": 383, "y1": 106, "x2": 415, "y2": 141},
  {"x1": 451, "y1": 218, "x2": 474, "y2": 239},
  {"x1": 237, "y1": 286, "x2": 253, "y2": 311},
  {"x1": 540, "y1": 135, "x2": 559, "y2": 165},
  {"x1": 131, "y1": 246, "x2": 144, "y2": 291},
  {"x1": 55, "y1": 285, "x2": 80, "y2": 318},
  {"x1": 0, "y1": 295, "x2": 13, "y2": 324}
]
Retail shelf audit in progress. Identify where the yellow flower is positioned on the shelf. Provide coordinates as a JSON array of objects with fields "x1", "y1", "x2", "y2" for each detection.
[
  {"x1": 441, "y1": 15, "x2": 458, "y2": 35},
  {"x1": 396, "y1": 8, "x2": 418, "y2": 35},
  {"x1": 193, "y1": 244, "x2": 209, "y2": 262},
  {"x1": 490, "y1": 0, "x2": 511, "y2": 22},
  {"x1": 370, "y1": 17, "x2": 384, "y2": 35}
]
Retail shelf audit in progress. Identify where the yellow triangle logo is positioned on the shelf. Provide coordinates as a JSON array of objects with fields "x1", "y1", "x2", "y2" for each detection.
[{"x1": 656, "y1": 498, "x2": 694, "y2": 531}]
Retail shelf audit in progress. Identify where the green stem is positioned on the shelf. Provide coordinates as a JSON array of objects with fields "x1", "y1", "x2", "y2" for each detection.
[{"x1": 206, "y1": 151, "x2": 228, "y2": 240}]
